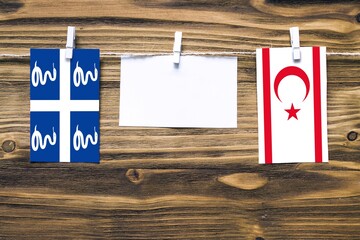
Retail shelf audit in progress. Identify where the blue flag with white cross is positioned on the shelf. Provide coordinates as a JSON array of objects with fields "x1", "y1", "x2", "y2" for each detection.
[{"x1": 30, "y1": 49, "x2": 100, "y2": 163}]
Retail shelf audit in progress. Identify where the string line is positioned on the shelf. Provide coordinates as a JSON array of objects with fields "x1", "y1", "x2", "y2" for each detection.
[{"x1": 1, "y1": 51, "x2": 360, "y2": 58}]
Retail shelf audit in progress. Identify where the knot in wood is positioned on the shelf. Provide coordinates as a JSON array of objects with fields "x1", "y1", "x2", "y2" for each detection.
[
  {"x1": 356, "y1": 13, "x2": 360, "y2": 23},
  {"x1": 218, "y1": 173, "x2": 268, "y2": 190},
  {"x1": 126, "y1": 169, "x2": 144, "y2": 185},
  {"x1": 2, "y1": 140, "x2": 16, "y2": 153},
  {"x1": 347, "y1": 131, "x2": 358, "y2": 141}
]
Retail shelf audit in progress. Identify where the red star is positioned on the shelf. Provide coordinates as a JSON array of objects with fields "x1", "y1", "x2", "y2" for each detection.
[{"x1": 285, "y1": 103, "x2": 300, "y2": 120}]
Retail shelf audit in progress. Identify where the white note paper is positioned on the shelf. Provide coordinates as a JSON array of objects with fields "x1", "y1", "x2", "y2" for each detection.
[{"x1": 120, "y1": 56, "x2": 237, "y2": 128}]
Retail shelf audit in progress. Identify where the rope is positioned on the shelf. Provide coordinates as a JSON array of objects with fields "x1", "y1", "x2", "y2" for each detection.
[{"x1": 1, "y1": 51, "x2": 360, "y2": 58}]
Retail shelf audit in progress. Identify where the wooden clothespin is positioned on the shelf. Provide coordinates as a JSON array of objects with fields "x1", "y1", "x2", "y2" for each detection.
[
  {"x1": 66, "y1": 26, "x2": 76, "y2": 59},
  {"x1": 173, "y1": 31, "x2": 182, "y2": 64},
  {"x1": 290, "y1": 27, "x2": 301, "y2": 61}
]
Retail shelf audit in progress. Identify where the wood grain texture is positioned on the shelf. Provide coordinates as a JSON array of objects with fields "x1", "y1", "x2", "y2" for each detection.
[{"x1": 0, "y1": 0, "x2": 359, "y2": 239}]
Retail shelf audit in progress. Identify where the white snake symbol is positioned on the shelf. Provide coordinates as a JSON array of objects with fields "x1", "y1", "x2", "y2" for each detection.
[
  {"x1": 73, "y1": 61, "x2": 98, "y2": 87},
  {"x1": 31, "y1": 125, "x2": 57, "y2": 151},
  {"x1": 31, "y1": 61, "x2": 57, "y2": 87},
  {"x1": 73, "y1": 125, "x2": 98, "y2": 151}
]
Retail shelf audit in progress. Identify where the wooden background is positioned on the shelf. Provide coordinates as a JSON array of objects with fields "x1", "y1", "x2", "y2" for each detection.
[{"x1": 0, "y1": 0, "x2": 359, "y2": 239}]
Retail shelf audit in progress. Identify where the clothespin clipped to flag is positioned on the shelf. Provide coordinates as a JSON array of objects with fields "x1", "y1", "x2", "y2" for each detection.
[
  {"x1": 173, "y1": 31, "x2": 182, "y2": 64},
  {"x1": 290, "y1": 27, "x2": 300, "y2": 61},
  {"x1": 66, "y1": 26, "x2": 76, "y2": 59}
]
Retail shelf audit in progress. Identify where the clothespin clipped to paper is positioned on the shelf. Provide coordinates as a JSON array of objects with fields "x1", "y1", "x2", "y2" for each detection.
[
  {"x1": 66, "y1": 26, "x2": 76, "y2": 59},
  {"x1": 290, "y1": 27, "x2": 300, "y2": 61},
  {"x1": 173, "y1": 31, "x2": 182, "y2": 64}
]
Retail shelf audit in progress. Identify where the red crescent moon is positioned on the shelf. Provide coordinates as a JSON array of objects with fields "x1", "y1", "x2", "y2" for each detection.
[{"x1": 274, "y1": 66, "x2": 310, "y2": 102}]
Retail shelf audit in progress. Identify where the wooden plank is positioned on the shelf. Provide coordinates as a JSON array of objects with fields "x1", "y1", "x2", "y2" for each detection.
[
  {"x1": 0, "y1": 0, "x2": 359, "y2": 55},
  {"x1": 0, "y1": 165, "x2": 359, "y2": 239},
  {"x1": 0, "y1": 56, "x2": 359, "y2": 168},
  {"x1": 0, "y1": 0, "x2": 359, "y2": 239}
]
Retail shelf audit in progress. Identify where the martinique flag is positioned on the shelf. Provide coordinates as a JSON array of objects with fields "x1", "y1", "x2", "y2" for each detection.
[{"x1": 30, "y1": 49, "x2": 100, "y2": 163}]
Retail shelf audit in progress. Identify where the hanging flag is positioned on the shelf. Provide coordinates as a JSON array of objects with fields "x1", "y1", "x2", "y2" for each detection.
[
  {"x1": 30, "y1": 49, "x2": 100, "y2": 163},
  {"x1": 256, "y1": 47, "x2": 328, "y2": 164}
]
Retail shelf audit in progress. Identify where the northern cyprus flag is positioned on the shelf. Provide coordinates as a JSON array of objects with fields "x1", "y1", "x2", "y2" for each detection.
[{"x1": 256, "y1": 47, "x2": 328, "y2": 164}]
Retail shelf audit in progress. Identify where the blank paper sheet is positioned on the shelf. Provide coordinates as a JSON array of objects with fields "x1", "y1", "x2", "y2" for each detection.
[{"x1": 119, "y1": 55, "x2": 237, "y2": 128}]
